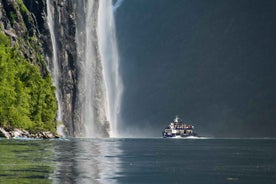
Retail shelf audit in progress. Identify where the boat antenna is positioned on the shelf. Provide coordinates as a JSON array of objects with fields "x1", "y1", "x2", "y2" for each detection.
[{"x1": 174, "y1": 115, "x2": 180, "y2": 123}]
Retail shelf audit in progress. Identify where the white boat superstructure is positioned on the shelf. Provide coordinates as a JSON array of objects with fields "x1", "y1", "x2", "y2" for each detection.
[{"x1": 162, "y1": 116, "x2": 198, "y2": 138}]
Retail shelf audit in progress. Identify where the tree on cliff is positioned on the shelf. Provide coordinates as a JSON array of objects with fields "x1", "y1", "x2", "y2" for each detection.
[{"x1": 0, "y1": 32, "x2": 57, "y2": 133}]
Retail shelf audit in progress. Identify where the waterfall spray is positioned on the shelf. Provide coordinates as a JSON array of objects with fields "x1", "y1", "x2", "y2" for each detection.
[
  {"x1": 46, "y1": 0, "x2": 64, "y2": 135},
  {"x1": 113, "y1": 0, "x2": 125, "y2": 13},
  {"x1": 98, "y1": 1, "x2": 123, "y2": 137}
]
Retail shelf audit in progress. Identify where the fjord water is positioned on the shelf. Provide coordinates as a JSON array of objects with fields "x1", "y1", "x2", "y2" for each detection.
[{"x1": 1, "y1": 138, "x2": 276, "y2": 184}]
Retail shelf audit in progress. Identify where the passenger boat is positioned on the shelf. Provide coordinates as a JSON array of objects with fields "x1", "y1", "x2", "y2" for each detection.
[{"x1": 162, "y1": 116, "x2": 198, "y2": 138}]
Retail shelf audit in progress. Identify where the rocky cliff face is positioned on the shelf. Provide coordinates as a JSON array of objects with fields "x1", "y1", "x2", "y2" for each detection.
[
  {"x1": 48, "y1": 0, "x2": 79, "y2": 136},
  {"x1": 48, "y1": 0, "x2": 111, "y2": 137},
  {"x1": 0, "y1": 0, "x2": 80, "y2": 136},
  {"x1": 0, "y1": 0, "x2": 109, "y2": 137},
  {"x1": 26, "y1": 0, "x2": 80, "y2": 136},
  {"x1": 0, "y1": 0, "x2": 48, "y2": 75},
  {"x1": 47, "y1": 0, "x2": 111, "y2": 137}
]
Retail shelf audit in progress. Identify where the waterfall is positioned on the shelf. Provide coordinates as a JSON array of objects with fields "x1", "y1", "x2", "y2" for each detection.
[
  {"x1": 74, "y1": 0, "x2": 122, "y2": 138},
  {"x1": 46, "y1": 0, "x2": 122, "y2": 138},
  {"x1": 46, "y1": 0, "x2": 64, "y2": 135},
  {"x1": 98, "y1": 1, "x2": 123, "y2": 137}
]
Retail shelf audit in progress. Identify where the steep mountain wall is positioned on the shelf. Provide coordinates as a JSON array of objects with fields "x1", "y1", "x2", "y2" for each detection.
[
  {"x1": 0, "y1": 0, "x2": 49, "y2": 75},
  {"x1": 0, "y1": 0, "x2": 58, "y2": 133},
  {"x1": 0, "y1": 0, "x2": 116, "y2": 137},
  {"x1": 0, "y1": 0, "x2": 78, "y2": 135},
  {"x1": 47, "y1": 0, "x2": 113, "y2": 137},
  {"x1": 46, "y1": 0, "x2": 79, "y2": 136}
]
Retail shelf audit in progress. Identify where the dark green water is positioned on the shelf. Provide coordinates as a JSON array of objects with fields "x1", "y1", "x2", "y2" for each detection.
[{"x1": 0, "y1": 138, "x2": 276, "y2": 184}]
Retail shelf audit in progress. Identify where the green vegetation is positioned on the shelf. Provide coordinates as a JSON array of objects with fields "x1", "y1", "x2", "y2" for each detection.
[
  {"x1": 9, "y1": 11, "x2": 17, "y2": 24},
  {"x1": 0, "y1": 32, "x2": 57, "y2": 133},
  {"x1": 0, "y1": 140, "x2": 55, "y2": 183},
  {"x1": 17, "y1": 0, "x2": 29, "y2": 14}
]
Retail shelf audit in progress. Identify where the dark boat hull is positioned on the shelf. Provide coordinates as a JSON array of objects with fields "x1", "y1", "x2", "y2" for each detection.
[{"x1": 162, "y1": 132, "x2": 198, "y2": 138}]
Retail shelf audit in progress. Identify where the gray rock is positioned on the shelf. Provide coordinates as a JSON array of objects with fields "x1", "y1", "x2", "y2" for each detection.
[
  {"x1": 0, "y1": 128, "x2": 11, "y2": 138},
  {"x1": 0, "y1": 127, "x2": 61, "y2": 139}
]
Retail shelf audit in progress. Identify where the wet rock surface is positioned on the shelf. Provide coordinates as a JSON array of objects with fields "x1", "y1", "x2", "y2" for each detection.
[{"x1": 0, "y1": 127, "x2": 61, "y2": 139}]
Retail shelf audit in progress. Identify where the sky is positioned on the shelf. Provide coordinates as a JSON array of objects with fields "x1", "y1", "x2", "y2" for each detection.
[{"x1": 114, "y1": 0, "x2": 276, "y2": 137}]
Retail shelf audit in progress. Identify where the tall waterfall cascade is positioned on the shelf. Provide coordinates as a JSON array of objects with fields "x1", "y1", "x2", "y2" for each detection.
[
  {"x1": 46, "y1": 0, "x2": 64, "y2": 136},
  {"x1": 98, "y1": 1, "x2": 123, "y2": 137},
  {"x1": 46, "y1": 0, "x2": 122, "y2": 138}
]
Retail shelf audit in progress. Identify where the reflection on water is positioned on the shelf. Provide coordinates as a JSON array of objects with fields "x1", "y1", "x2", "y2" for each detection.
[
  {"x1": 53, "y1": 138, "x2": 122, "y2": 184},
  {"x1": 2, "y1": 138, "x2": 276, "y2": 183},
  {"x1": 0, "y1": 138, "x2": 122, "y2": 184},
  {"x1": 0, "y1": 139, "x2": 55, "y2": 184}
]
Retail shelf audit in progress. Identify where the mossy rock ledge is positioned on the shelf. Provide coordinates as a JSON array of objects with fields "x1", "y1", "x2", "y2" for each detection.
[{"x1": 0, "y1": 127, "x2": 61, "y2": 139}]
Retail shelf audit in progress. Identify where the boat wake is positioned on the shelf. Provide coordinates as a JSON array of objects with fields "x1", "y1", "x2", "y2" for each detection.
[{"x1": 170, "y1": 136, "x2": 209, "y2": 139}]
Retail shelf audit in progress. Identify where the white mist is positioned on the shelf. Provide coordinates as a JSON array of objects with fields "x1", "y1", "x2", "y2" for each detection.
[{"x1": 98, "y1": 1, "x2": 123, "y2": 137}]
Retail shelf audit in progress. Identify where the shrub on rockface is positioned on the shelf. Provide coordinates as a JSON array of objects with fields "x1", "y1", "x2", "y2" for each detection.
[{"x1": 0, "y1": 32, "x2": 57, "y2": 132}]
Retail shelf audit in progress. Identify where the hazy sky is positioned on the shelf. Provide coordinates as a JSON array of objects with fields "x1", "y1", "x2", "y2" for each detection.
[{"x1": 115, "y1": 0, "x2": 276, "y2": 137}]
